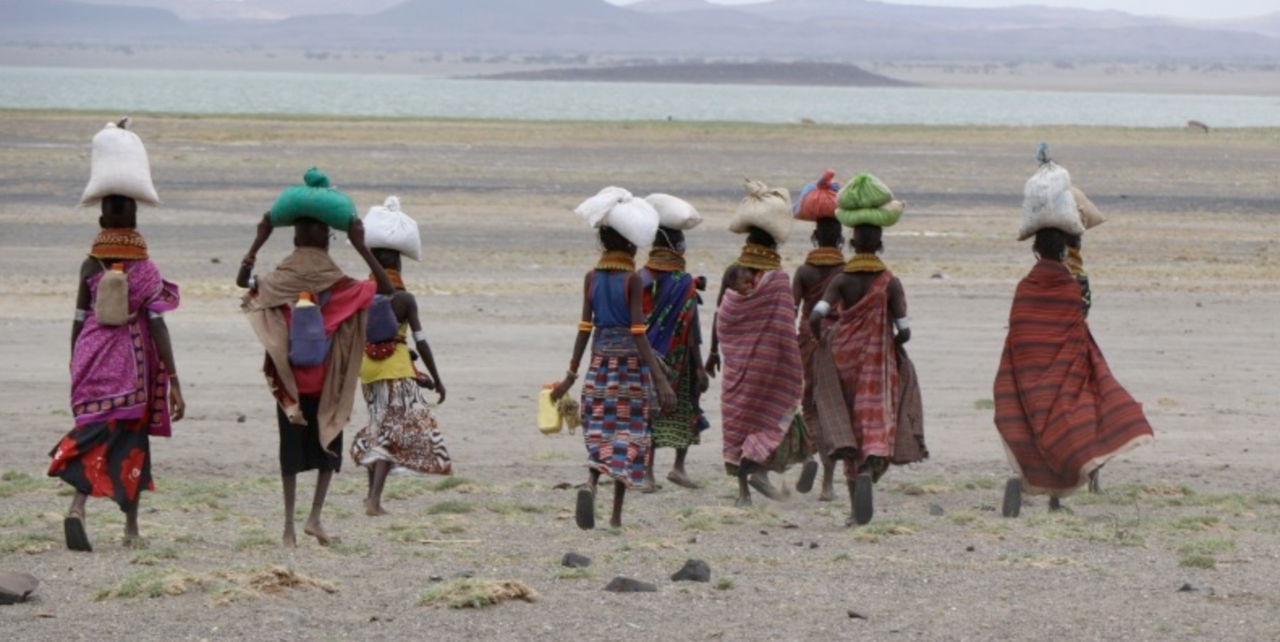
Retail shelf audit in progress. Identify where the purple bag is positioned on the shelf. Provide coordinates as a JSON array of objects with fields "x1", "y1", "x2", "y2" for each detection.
[{"x1": 366, "y1": 294, "x2": 398, "y2": 345}]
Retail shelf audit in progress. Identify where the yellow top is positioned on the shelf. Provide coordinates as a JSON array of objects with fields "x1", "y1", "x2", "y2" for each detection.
[{"x1": 360, "y1": 322, "x2": 416, "y2": 384}]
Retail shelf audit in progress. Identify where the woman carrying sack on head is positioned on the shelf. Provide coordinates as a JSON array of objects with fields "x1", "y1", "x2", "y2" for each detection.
[
  {"x1": 550, "y1": 187, "x2": 676, "y2": 530},
  {"x1": 707, "y1": 178, "x2": 811, "y2": 507},
  {"x1": 791, "y1": 169, "x2": 847, "y2": 502},
  {"x1": 49, "y1": 120, "x2": 183, "y2": 552},
  {"x1": 237, "y1": 168, "x2": 397, "y2": 548},
  {"x1": 809, "y1": 173, "x2": 926, "y2": 527},
  {"x1": 995, "y1": 148, "x2": 1150, "y2": 517},
  {"x1": 639, "y1": 194, "x2": 710, "y2": 493},
  {"x1": 349, "y1": 197, "x2": 451, "y2": 517}
]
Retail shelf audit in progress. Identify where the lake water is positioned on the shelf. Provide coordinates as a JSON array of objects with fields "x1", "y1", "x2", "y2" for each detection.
[{"x1": 1, "y1": 66, "x2": 1277, "y2": 128}]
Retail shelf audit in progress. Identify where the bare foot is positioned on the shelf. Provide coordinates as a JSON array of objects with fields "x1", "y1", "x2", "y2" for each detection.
[
  {"x1": 365, "y1": 502, "x2": 389, "y2": 517},
  {"x1": 304, "y1": 520, "x2": 340, "y2": 546},
  {"x1": 818, "y1": 488, "x2": 836, "y2": 502},
  {"x1": 282, "y1": 527, "x2": 297, "y2": 549},
  {"x1": 640, "y1": 480, "x2": 660, "y2": 494},
  {"x1": 666, "y1": 470, "x2": 700, "y2": 490},
  {"x1": 735, "y1": 494, "x2": 752, "y2": 508},
  {"x1": 122, "y1": 535, "x2": 148, "y2": 550}
]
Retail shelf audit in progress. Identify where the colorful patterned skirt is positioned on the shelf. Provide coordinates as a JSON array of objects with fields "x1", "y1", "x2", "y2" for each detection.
[
  {"x1": 48, "y1": 419, "x2": 153, "y2": 512},
  {"x1": 652, "y1": 360, "x2": 708, "y2": 450},
  {"x1": 581, "y1": 328, "x2": 652, "y2": 488},
  {"x1": 352, "y1": 378, "x2": 452, "y2": 476}
]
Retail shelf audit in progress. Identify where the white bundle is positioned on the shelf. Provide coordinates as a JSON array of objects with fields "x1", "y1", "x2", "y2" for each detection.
[
  {"x1": 728, "y1": 177, "x2": 793, "y2": 245},
  {"x1": 363, "y1": 196, "x2": 422, "y2": 261},
  {"x1": 574, "y1": 186, "x2": 660, "y2": 248},
  {"x1": 644, "y1": 193, "x2": 702, "y2": 231},
  {"x1": 80, "y1": 118, "x2": 161, "y2": 207},
  {"x1": 1019, "y1": 162, "x2": 1085, "y2": 241}
]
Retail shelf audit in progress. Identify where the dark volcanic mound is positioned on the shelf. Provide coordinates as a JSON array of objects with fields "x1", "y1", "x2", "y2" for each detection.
[{"x1": 473, "y1": 62, "x2": 913, "y2": 88}]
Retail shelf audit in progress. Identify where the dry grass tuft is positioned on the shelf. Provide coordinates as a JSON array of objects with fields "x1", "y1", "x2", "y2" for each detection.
[{"x1": 419, "y1": 578, "x2": 537, "y2": 609}]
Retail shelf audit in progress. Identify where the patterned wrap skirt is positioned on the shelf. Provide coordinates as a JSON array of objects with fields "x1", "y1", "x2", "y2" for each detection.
[
  {"x1": 581, "y1": 327, "x2": 653, "y2": 488},
  {"x1": 49, "y1": 419, "x2": 153, "y2": 512},
  {"x1": 352, "y1": 378, "x2": 452, "y2": 476}
]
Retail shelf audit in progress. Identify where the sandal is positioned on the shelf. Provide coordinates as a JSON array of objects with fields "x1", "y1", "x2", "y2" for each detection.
[
  {"x1": 574, "y1": 488, "x2": 595, "y2": 530},
  {"x1": 64, "y1": 512, "x2": 92, "y2": 552}
]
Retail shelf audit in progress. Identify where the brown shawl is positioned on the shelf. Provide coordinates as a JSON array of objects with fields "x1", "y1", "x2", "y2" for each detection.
[{"x1": 242, "y1": 247, "x2": 368, "y2": 450}]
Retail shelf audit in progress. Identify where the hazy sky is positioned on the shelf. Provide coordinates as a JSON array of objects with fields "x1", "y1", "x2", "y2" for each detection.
[{"x1": 610, "y1": 1, "x2": 1277, "y2": 20}]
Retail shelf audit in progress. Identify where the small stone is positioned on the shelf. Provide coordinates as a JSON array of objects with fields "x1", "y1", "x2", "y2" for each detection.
[
  {"x1": 562, "y1": 553, "x2": 592, "y2": 568},
  {"x1": 781, "y1": 523, "x2": 799, "y2": 530},
  {"x1": 552, "y1": 482, "x2": 572, "y2": 490},
  {"x1": 453, "y1": 570, "x2": 475, "y2": 579},
  {"x1": 929, "y1": 504, "x2": 945, "y2": 516},
  {"x1": 965, "y1": 546, "x2": 975, "y2": 552},
  {"x1": 236, "y1": 414, "x2": 247, "y2": 424},
  {"x1": 759, "y1": 530, "x2": 769, "y2": 536},
  {"x1": 604, "y1": 577, "x2": 657, "y2": 593},
  {"x1": 688, "y1": 535, "x2": 700, "y2": 544},
  {"x1": 809, "y1": 542, "x2": 819, "y2": 550},
  {"x1": 848, "y1": 610, "x2": 868, "y2": 620},
  {"x1": 930, "y1": 272, "x2": 948, "y2": 280},
  {"x1": 671, "y1": 559, "x2": 711, "y2": 583},
  {"x1": 428, "y1": 575, "x2": 444, "y2": 582}
]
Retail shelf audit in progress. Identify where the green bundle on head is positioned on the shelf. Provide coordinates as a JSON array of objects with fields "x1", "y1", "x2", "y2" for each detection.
[
  {"x1": 269, "y1": 167, "x2": 356, "y2": 231},
  {"x1": 835, "y1": 173, "x2": 904, "y2": 228}
]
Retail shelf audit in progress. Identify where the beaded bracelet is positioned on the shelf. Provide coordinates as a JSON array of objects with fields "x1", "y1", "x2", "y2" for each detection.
[
  {"x1": 577, "y1": 321, "x2": 593, "y2": 333},
  {"x1": 629, "y1": 324, "x2": 647, "y2": 336}
]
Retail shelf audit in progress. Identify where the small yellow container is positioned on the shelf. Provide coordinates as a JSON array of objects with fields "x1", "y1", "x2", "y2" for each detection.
[{"x1": 537, "y1": 385, "x2": 563, "y2": 435}]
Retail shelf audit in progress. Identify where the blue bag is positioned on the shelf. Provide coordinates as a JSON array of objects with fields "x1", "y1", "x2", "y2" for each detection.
[
  {"x1": 289, "y1": 291, "x2": 330, "y2": 368},
  {"x1": 366, "y1": 294, "x2": 398, "y2": 345}
]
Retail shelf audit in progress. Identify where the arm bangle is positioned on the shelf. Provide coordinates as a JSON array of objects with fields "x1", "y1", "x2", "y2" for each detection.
[
  {"x1": 894, "y1": 317, "x2": 910, "y2": 332},
  {"x1": 74, "y1": 309, "x2": 88, "y2": 322},
  {"x1": 413, "y1": 330, "x2": 427, "y2": 343},
  {"x1": 577, "y1": 321, "x2": 594, "y2": 333},
  {"x1": 630, "y1": 324, "x2": 647, "y2": 336}
]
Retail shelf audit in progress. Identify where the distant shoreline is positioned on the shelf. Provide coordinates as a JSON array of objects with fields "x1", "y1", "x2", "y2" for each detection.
[{"x1": 469, "y1": 62, "x2": 914, "y2": 88}]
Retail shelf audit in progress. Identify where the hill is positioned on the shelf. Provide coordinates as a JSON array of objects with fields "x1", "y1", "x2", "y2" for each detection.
[{"x1": 476, "y1": 61, "x2": 914, "y2": 86}]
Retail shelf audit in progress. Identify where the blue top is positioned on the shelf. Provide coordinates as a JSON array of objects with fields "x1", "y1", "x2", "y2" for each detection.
[{"x1": 591, "y1": 270, "x2": 632, "y2": 329}]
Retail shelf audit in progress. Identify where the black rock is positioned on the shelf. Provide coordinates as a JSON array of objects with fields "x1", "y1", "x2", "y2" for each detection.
[
  {"x1": 562, "y1": 553, "x2": 592, "y2": 569},
  {"x1": 604, "y1": 577, "x2": 657, "y2": 593},
  {"x1": 848, "y1": 610, "x2": 868, "y2": 620},
  {"x1": 236, "y1": 414, "x2": 247, "y2": 424},
  {"x1": 671, "y1": 559, "x2": 711, "y2": 583},
  {"x1": 809, "y1": 542, "x2": 820, "y2": 550}
]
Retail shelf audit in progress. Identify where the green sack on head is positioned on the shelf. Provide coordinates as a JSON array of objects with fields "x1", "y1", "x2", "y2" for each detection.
[
  {"x1": 836, "y1": 200, "x2": 905, "y2": 228},
  {"x1": 837, "y1": 173, "x2": 894, "y2": 211},
  {"x1": 270, "y1": 168, "x2": 355, "y2": 231}
]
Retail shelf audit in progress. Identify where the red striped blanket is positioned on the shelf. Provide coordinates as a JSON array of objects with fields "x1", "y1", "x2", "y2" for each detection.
[
  {"x1": 831, "y1": 271, "x2": 899, "y2": 464},
  {"x1": 718, "y1": 270, "x2": 803, "y2": 468},
  {"x1": 994, "y1": 259, "x2": 1154, "y2": 495}
]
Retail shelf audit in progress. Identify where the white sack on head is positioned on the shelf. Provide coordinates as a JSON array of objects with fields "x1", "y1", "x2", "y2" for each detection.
[
  {"x1": 644, "y1": 193, "x2": 702, "y2": 231},
  {"x1": 729, "y1": 177, "x2": 793, "y2": 245},
  {"x1": 574, "y1": 186, "x2": 660, "y2": 248},
  {"x1": 364, "y1": 195, "x2": 422, "y2": 261},
  {"x1": 1071, "y1": 186, "x2": 1106, "y2": 230},
  {"x1": 1019, "y1": 162, "x2": 1084, "y2": 241},
  {"x1": 80, "y1": 118, "x2": 161, "y2": 207}
]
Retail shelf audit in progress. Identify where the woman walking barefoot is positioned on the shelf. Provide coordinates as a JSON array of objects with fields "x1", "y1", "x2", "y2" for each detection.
[
  {"x1": 239, "y1": 169, "x2": 395, "y2": 547},
  {"x1": 551, "y1": 187, "x2": 675, "y2": 530},
  {"x1": 351, "y1": 197, "x2": 451, "y2": 517}
]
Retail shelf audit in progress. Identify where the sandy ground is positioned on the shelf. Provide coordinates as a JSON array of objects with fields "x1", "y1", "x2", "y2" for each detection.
[{"x1": 1, "y1": 113, "x2": 1279, "y2": 641}]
